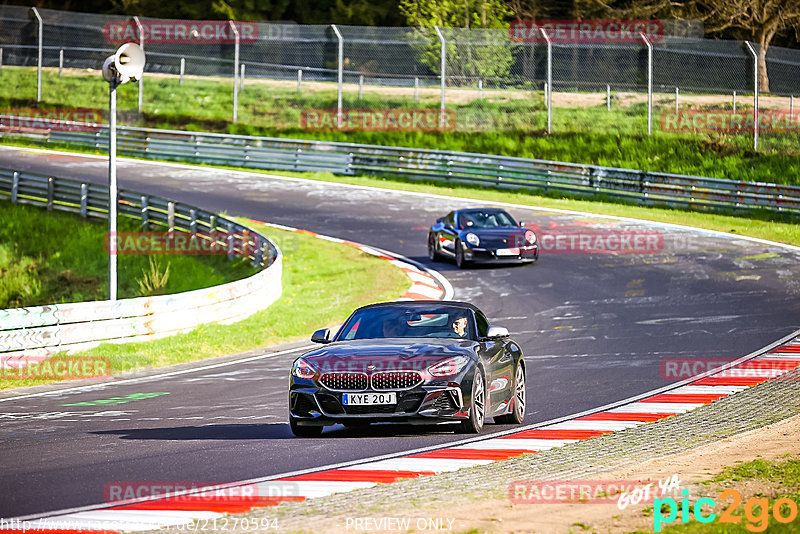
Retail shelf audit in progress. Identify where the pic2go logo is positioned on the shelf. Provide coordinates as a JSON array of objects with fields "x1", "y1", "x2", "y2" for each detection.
[{"x1": 654, "y1": 489, "x2": 799, "y2": 532}]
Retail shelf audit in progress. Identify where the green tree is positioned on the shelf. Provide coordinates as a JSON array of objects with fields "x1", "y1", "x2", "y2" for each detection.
[{"x1": 399, "y1": 0, "x2": 514, "y2": 84}]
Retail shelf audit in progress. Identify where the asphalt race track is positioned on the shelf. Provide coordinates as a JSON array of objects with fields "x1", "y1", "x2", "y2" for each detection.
[{"x1": 1, "y1": 146, "x2": 799, "y2": 518}]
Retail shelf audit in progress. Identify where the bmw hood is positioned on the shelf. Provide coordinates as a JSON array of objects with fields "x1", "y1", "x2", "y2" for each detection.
[{"x1": 300, "y1": 339, "x2": 477, "y2": 373}]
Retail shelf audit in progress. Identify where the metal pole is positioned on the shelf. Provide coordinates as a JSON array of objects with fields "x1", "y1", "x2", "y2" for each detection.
[
  {"x1": 108, "y1": 84, "x2": 118, "y2": 301},
  {"x1": 31, "y1": 8, "x2": 42, "y2": 102},
  {"x1": 791, "y1": 95, "x2": 794, "y2": 116},
  {"x1": 434, "y1": 26, "x2": 446, "y2": 128},
  {"x1": 297, "y1": 69, "x2": 302, "y2": 94},
  {"x1": 478, "y1": 78, "x2": 482, "y2": 99},
  {"x1": 744, "y1": 41, "x2": 758, "y2": 150},
  {"x1": 133, "y1": 16, "x2": 144, "y2": 113},
  {"x1": 607, "y1": 84, "x2": 610, "y2": 111},
  {"x1": 229, "y1": 21, "x2": 240, "y2": 123},
  {"x1": 331, "y1": 24, "x2": 343, "y2": 128},
  {"x1": 0, "y1": 48, "x2": 3, "y2": 74},
  {"x1": 359, "y1": 74, "x2": 363, "y2": 100},
  {"x1": 733, "y1": 91, "x2": 736, "y2": 114},
  {"x1": 414, "y1": 77, "x2": 419, "y2": 103},
  {"x1": 675, "y1": 87, "x2": 679, "y2": 113},
  {"x1": 541, "y1": 28, "x2": 552, "y2": 134},
  {"x1": 180, "y1": 57, "x2": 184, "y2": 84},
  {"x1": 640, "y1": 32, "x2": 652, "y2": 136},
  {"x1": 59, "y1": 49, "x2": 63, "y2": 77},
  {"x1": 240, "y1": 63, "x2": 245, "y2": 90}
]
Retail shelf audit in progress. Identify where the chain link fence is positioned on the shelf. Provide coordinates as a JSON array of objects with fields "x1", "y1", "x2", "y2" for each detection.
[{"x1": 1, "y1": 5, "x2": 799, "y2": 150}]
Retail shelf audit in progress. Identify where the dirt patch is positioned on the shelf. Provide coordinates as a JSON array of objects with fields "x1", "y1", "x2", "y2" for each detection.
[{"x1": 298, "y1": 414, "x2": 800, "y2": 533}]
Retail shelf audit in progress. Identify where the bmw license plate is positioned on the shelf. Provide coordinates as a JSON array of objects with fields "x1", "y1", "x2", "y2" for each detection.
[
  {"x1": 495, "y1": 248, "x2": 520, "y2": 256},
  {"x1": 342, "y1": 392, "x2": 397, "y2": 405}
]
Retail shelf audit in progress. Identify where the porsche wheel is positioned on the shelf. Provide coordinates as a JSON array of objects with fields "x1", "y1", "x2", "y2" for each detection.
[
  {"x1": 455, "y1": 240, "x2": 469, "y2": 269},
  {"x1": 290, "y1": 419, "x2": 323, "y2": 438},
  {"x1": 495, "y1": 361, "x2": 526, "y2": 424},
  {"x1": 428, "y1": 234, "x2": 442, "y2": 262},
  {"x1": 458, "y1": 368, "x2": 485, "y2": 433}
]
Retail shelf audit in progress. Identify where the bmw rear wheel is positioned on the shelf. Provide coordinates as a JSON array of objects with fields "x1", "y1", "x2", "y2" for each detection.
[
  {"x1": 458, "y1": 368, "x2": 485, "y2": 433},
  {"x1": 495, "y1": 361, "x2": 525, "y2": 424}
]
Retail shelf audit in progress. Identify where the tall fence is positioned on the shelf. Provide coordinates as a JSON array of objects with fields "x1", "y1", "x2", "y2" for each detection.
[
  {"x1": 1, "y1": 5, "x2": 800, "y2": 150},
  {"x1": 2, "y1": 119, "x2": 798, "y2": 217},
  {"x1": 0, "y1": 166, "x2": 283, "y2": 362}
]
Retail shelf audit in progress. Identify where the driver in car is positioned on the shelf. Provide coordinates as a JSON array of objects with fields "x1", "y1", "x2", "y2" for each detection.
[{"x1": 451, "y1": 315, "x2": 468, "y2": 337}]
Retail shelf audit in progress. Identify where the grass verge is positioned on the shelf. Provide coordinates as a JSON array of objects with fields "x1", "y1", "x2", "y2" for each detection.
[
  {"x1": 0, "y1": 199, "x2": 256, "y2": 308},
  {"x1": 2, "y1": 66, "x2": 800, "y2": 184},
  {"x1": 0, "y1": 220, "x2": 410, "y2": 390}
]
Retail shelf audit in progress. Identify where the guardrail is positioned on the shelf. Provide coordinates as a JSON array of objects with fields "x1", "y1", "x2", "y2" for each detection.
[
  {"x1": 2, "y1": 116, "x2": 800, "y2": 216},
  {"x1": 0, "y1": 166, "x2": 282, "y2": 362}
]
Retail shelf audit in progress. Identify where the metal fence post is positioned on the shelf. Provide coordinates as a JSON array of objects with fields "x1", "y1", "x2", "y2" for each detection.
[
  {"x1": 791, "y1": 95, "x2": 794, "y2": 116},
  {"x1": 229, "y1": 21, "x2": 240, "y2": 123},
  {"x1": 732, "y1": 91, "x2": 736, "y2": 114},
  {"x1": 541, "y1": 28, "x2": 552, "y2": 134},
  {"x1": 80, "y1": 183, "x2": 88, "y2": 217},
  {"x1": 180, "y1": 57, "x2": 185, "y2": 84},
  {"x1": 359, "y1": 74, "x2": 363, "y2": 100},
  {"x1": 675, "y1": 87, "x2": 679, "y2": 113},
  {"x1": 331, "y1": 24, "x2": 343, "y2": 128},
  {"x1": 141, "y1": 195, "x2": 149, "y2": 229},
  {"x1": 167, "y1": 201, "x2": 175, "y2": 234},
  {"x1": 30, "y1": 7, "x2": 42, "y2": 102},
  {"x1": 744, "y1": 41, "x2": 759, "y2": 150},
  {"x1": 434, "y1": 26, "x2": 446, "y2": 129},
  {"x1": 414, "y1": 77, "x2": 419, "y2": 103},
  {"x1": 297, "y1": 69, "x2": 302, "y2": 94},
  {"x1": 478, "y1": 78, "x2": 482, "y2": 99},
  {"x1": 133, "y1": 16, "x2": 144, "y2": 113},
  {"x1": 640, "y1": 32, "x2": 652, "y2": 136},
  {"x1": 607, "y1": 84, "x2": 610, "y2": 111},
  {"x1": 59, "y1": 49, "x2": 63, "y2": 77},
  {"x1": 11, "y1": 172, "x2": 19, "y2": 203},
  {"x1": 240, "y1": 63, "x2": 245, "y2": 90},
  {"x1": 108, "y1": 82, "x2": 118, "y2": 301},
  {"x1": 0, "y1": 48, "x2": 3, "y2": 74}
]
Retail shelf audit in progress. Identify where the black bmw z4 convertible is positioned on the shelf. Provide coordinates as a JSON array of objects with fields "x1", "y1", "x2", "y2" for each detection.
[{"x1": 288, "y1": 301, "x2": 526, "y2": 437}]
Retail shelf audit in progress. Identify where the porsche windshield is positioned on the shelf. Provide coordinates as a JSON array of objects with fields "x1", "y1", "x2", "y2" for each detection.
[
  {"x1": 338, "y1": 307, "x2": 475, "y2": 340},
  {"x1": 458, "y1": 210, "x2": 516, "y2": 229}
]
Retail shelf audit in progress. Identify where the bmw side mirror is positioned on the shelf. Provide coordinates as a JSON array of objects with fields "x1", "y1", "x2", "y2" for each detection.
[
  {"x1": 311, "y1": 328, "x2": 332, "y2": 344},
  {"x1": 518, "y1": 221, "x2": 526, "y2": 227},
  {"x1": 485, "y1": 325, "x2": 509, "y2": 339}
]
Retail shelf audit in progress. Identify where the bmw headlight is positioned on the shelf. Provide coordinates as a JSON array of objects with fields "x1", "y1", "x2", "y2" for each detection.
[
  {"x1": 525, "y1": 230, "x2": 537, "y2": 245},
  {"x1": 465, "y1": 232, "x2": 480, "y2": 247},
  {"x1": 428, "y1": 356, "x2": 471, "y2": 377},
  {"x1": 291, "y1": 358, "x2": 318, "y2": 379}
]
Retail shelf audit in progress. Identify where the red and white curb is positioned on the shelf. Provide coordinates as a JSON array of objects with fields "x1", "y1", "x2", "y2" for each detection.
[
  {"x1": 6, "y1": 334, "x2": 799, "y2": 532},
  {"x1": 257, "y1": 221, "x2": 453, "y2": 302}
]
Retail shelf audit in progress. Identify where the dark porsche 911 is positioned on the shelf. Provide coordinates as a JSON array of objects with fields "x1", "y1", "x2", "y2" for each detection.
[
  {"x1": 428, "y1": 207, "x2": 538, "y2": 268},
  {"x1": 289, "y1": 301, "x2": 526, "y2": 437}
]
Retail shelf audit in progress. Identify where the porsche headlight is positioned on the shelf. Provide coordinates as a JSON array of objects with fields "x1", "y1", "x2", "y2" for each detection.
[
  {"x1": 465, "y1": 233, "x2": 480, "y2": 247},
  {"x1": 291, "y1": 358, "x2": 318, "y2": 379},
  {"x1": 525, "y1": 230, "x2": 537, "y2": 245},
  {"x1": 428, "y1": 356, "x2": 471, "y2": 377}
]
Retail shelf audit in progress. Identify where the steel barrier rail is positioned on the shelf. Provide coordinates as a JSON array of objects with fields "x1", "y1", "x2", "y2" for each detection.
[
  {"x1": 2, "y1": 117, "x2": 799, "y2": 216},
  {"x1": 0, "y1": 167, "x2": 283, "y2": 361}
]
